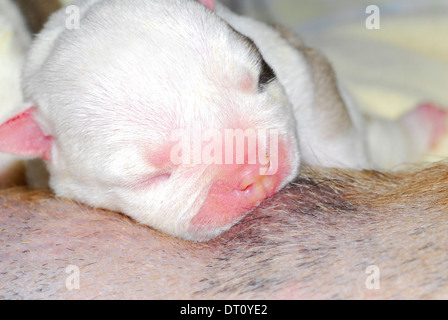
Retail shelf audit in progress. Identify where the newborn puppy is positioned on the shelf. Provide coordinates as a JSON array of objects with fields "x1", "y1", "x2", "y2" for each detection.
[
  {"x1": 0, "y1": 0, "x2": 446, "y2": 241},
  {"x1": 0, "y1": 0, "x2": 31, "y2": 188}
]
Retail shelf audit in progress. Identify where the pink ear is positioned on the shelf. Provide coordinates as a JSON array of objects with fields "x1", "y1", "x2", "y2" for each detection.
[
  {"x1": 197, "y1": 0, "x2": 214, "y2": 11},
  {"x1": 0, "y1": 107, "x2": 53, "y2": 161}
]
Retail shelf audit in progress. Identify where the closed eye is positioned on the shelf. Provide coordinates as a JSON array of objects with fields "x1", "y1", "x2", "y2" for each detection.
[
  {"x1": 233, "y1": 31, "x2": 276, "y2": 91},
  {"x1": 258, "y1": 58, "x2": 276, "y2": 91}
]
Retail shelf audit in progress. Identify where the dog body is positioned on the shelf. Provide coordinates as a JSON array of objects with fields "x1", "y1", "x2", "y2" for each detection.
[{"x1": 0, "y1": 0, "x2": 445, "y2": 240}]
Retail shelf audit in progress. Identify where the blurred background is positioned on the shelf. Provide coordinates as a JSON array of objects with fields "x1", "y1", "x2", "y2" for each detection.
[{"x1": 222, "y1": 0, "x2": 448, "y2": 120}]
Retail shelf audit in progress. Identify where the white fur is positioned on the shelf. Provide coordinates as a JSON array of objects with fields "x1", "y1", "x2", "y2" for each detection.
[
  {"x1": 0, "y1": 0, "x2": 31, "y2": 173},
  {"x1": 214, "y1": 3, "x2": 370, "y2": 169},
  {"x1": 22, "y1": 0, "x2": 304, "y2": 240},
  {"x1": 4, "y1": 0, "x2": 400, "y2": 240}
]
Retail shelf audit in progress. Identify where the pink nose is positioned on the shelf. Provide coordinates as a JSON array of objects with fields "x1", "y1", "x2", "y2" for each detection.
[
  {"x1": 186, "y1": 133, "x2": 295, "y2": 239},
  {"x1": 190, "y1": 160, "x2": 281, "y2": 231},
  {"x1": 232, "y1": 164, "x2": 279, "y2": 203}
]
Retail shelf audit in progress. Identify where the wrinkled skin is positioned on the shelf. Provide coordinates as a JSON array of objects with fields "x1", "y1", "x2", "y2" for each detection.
[{"x1": 1, "y1": 163, "x2": 447, "y2": 299}]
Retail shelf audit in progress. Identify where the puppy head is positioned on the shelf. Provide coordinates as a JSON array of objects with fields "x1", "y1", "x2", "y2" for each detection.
[{"x1": 0, "y1": 0, "x2": 300, "y2": 241}]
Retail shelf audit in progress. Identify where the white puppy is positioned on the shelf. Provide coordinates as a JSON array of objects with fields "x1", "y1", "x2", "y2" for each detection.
[
  {"x1": 0, "y1": 0, "x2": 445, "y2": 241},
  {"x1": 0, "y1": 0, "x2": 31, "y2": 187}
]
